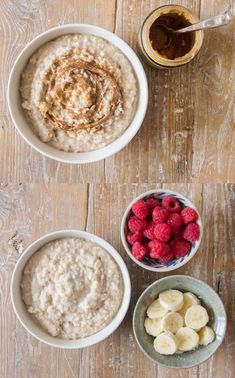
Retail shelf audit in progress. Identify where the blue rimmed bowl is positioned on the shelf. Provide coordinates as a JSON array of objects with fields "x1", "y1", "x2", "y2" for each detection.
[{"x1": 120, "y1": 189, "x2": 203, "y2": 272}]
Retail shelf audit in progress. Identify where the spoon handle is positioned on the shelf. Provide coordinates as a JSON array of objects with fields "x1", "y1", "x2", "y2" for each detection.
[{"x1": 176, "y1": 10, "x2": 232, "y2": 33}]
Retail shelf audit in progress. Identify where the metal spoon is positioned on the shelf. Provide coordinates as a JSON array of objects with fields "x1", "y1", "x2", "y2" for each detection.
[
  {"x1": 155, "y1": 10, "x2": 233, "y2": 51},
  {"x1": 162, "y1": 9, "x2": 232, "y2": 34}
]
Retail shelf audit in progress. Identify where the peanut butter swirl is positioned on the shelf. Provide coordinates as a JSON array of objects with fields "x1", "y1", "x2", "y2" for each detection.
[{"x1": 39, "y1": 53, "x2": 123, "y2": 133}]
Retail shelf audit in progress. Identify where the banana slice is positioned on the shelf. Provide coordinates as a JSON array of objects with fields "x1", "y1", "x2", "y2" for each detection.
[
  {"x1": 147, "y1": 299, "x2": 168, "y2": 319},
  {"x1": 144, "y1": 317, "x2": 163, "y2": 337},
  {"x1": 161, "y1": 312, "x2": 183, "y2": 334},
  {"x1": 176, "y1": 327, "x2": 199, "y2": 351},
  {"x1": 154, "y1": 332, "x2": 178, "y2": 355},
  {"x1": 178, "y1": 292, "x2": 200, "y2": 317},
  {"x1": 159, "y1": 290, "x2": 183, "y2": 311},
  {"x1": 185, "y1": 304, "x2": 209, "y2": 330},
  {"x1": 199, "y1": 326, "x2": 215, "y2": 346}
]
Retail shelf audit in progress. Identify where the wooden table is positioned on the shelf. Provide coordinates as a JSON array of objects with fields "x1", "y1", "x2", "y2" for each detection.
[{"x1": 0, "y1": 1, "x2": 234, "y2": 377}]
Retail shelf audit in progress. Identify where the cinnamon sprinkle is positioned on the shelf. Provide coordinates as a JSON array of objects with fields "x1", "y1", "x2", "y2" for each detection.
[{"x1": 39, "y1": 53, "x2": 123, "y2": 134}]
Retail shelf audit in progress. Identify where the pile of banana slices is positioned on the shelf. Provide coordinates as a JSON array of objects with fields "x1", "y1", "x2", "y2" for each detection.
[{"x1": 144, "y1": 289, "x2": 215, "y2": 355}]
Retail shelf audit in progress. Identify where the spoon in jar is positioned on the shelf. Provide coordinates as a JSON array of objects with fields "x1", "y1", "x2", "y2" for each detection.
[
  {"x1": 156, "y1": 10, "x2": 232, "y2": 50},
  {"x1": 170, "y1": 9, "x2": 232, "y2": 34}
]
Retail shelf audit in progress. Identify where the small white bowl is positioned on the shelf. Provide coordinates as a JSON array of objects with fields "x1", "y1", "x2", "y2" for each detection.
[
  {"x1": 121, "y1": 189, "x2": 203, "y2": 273},
  {"x1": 11, "y1": 229, "x2": 131, "y2": 349},
  {"x1": 7, "y1": 24, "x2": 148, "y2": 164}
]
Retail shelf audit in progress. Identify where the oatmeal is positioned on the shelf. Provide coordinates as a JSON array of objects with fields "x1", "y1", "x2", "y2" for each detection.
[
  {"x1": 21, "y1": 238, "x2": 123, "y2": 339},
  {"x1": 20, "y1": 34, "x2": 138, "y2": 152}
]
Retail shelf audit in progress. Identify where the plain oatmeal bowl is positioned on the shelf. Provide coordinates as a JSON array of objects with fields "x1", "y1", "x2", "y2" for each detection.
[
  {"x1": 11, "y1": 229, "x2": 131, "y2": 349},
  {"x1": 121, "y1": 189, "x2": 203, "y2": 273},
  {"x1": 7, "y1": 24, "x2": 148, "y2": 164}
]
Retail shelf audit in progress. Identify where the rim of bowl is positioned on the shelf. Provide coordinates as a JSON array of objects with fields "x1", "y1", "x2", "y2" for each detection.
[
  {"x1": 120, "y1": 189, "x2": 203, "y2": 272},
  {"x1": 7, "y1": 24, "x2": 148, "y2": 164},
  {"x1": 133, "y1": 275, "x2": 227, "y2": 368},
  {"x1": 11, "y1": 229, "x2": 131, "y2": 349}
]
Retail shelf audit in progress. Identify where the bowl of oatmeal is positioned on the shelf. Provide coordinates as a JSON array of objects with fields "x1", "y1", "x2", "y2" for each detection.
[
  {"x1": 7, "y1": 24, "x2": 148, "y2": 163},
  {"x1": 11, "y1": 230, "x2": 131, "y2": 348}
]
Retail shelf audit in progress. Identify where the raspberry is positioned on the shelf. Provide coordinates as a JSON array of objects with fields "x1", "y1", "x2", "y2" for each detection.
[
  {"x1": 170, "y1": 239, "x2": 191, "y2": 258},
  {"x1": 128, "y1": 216, "x2": 148, "y2": 233},
  {"x1": 145, "y1": 197, "x2": 161, "y2": 213},
  {"x1": 152, "y1": 207, "x2": 169, "y2": 224},
  {"x1": 132, "y1": 200, "x2": 148, "y2": 219},
  {"x1": 183, "y1": 223, "x2": 200, "y2": 242},
  {"x1": 162, "y1": 196, "x2": 181, "y2": 213},
  {"x1": 132, "y1": 242, "x2": 147, "y2": 260},
  {"x1": 143, "y1": 223, "x2": 155, "y2": 240},
  {"x1": 148, "y1": 239, "x2": 162, "y2": 250},
  {"x1": 154, "y1": 223, "x2": 171, "y2": 242},
  {"x1": 127, "y1": 231, "x2": 142, "y2": 245},
  {"x1": 181, "y1": 207, "x2": 199, "y2": 224},
  {"x1": 149, "y1": 240, "x2": 170, "y2": 259},
  {"x1": 167, "y1": 213, "x2": 183, "y2": 234},
  {"x1": 159, "y1": 250, "x2": 174, "y2": 263},
  {"x1": 150, "y1": 247, "x2": 162, "y2": 259}
]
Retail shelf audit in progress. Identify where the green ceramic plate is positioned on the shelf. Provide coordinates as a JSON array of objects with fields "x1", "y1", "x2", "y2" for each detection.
[{"x1": 133, "y1": 275, "x2": 227, "y2": 368}]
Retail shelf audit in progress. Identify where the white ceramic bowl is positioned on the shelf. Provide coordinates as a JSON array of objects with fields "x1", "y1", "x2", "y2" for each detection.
[
  {"x1": 7, "y1": 24, "x2": 148, "y2": 164},
  {"x1": 121, "y1": 189, "x2": 203, "y2": 273},
  {"x1": 11, "y1": 229, "x2": 131, "y2": 349}
]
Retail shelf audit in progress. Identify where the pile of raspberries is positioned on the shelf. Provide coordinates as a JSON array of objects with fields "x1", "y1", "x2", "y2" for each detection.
[{"x1": 126, "y1": 196, "x2": 200, "y2": 263}]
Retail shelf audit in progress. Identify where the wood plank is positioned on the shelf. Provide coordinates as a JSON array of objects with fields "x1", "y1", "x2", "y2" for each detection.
[{"x1": 192, "y1": 0, "x2": 235, "y2": 182}]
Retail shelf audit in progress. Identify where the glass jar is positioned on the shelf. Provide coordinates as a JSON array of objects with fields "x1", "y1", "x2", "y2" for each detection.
[{"x1": 138, "y1": 5, "x2": 204, "y2": 69}]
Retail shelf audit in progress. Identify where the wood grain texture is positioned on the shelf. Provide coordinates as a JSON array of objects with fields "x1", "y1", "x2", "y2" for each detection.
[
  {"x1": 0, "y1": 183, "x2": 234, "y2": 378},
  {"x1": 0, "y1": 0, "x2": 234, "y2": 183}
]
